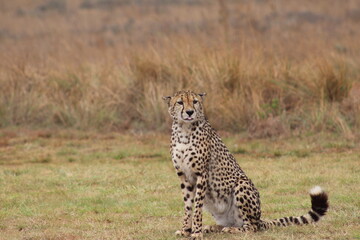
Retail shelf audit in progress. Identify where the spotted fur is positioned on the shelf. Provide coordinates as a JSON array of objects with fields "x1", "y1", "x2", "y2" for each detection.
[{"x1": 163, "y1": 90, "x2": 329, "y2": 240}]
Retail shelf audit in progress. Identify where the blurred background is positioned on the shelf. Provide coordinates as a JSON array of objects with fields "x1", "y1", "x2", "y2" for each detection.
[{"x1": 0, "y1": 0, "x2": 359, "y2": 138}]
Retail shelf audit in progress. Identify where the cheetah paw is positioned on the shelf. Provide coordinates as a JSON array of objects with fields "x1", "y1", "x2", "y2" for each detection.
[
  {"x1": 203, "y1": 226, "x2": 211, "y2": 233},
  {"x1": 203, "y1": 225, "x2": 223, "y2": 233},
  {"x1": 175, "y1": 230, "x2": 191, "y2": 237},
  {"x1": 190, "y1": 233, "x2": 203, "y2": 240},
  {"x1": 222, "y1": 227, "x2": 242, "y2": 234}
]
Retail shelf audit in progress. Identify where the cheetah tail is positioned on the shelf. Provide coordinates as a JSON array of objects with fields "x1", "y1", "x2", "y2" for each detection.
[{"x1": 258, "y1": 186, "x2": 329, "y2": 230}]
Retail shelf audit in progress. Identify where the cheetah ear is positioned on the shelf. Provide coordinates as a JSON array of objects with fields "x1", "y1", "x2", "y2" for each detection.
[
  {"x1": 162, "y1": 96, "x2": 172, "y2": 105},
  {"x1": 198, "y1": 92, "x2": 206, "y2": 99}
]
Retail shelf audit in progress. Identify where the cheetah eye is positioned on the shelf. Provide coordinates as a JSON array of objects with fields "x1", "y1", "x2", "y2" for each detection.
[
  {"x1": 177, "y1": 101, "x2": 183, "y2": 105},
  {"x1": 193, "y1": 100, "x2": 198, "y2": 104}
]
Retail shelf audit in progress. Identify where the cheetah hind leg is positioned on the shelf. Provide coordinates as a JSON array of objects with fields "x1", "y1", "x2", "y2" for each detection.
[
  {"x1": 222, "y1": 224, "x2": 256, "y2": 233},
  {"x1": 203, "y1": 225, "x2": 224, "y2": 233},
  {"x1": 221, "y1": 213, "x2": 257, "y2": 234},
  {"x1": 222, "y1": 226, "x2": 243, "y2": 233}
]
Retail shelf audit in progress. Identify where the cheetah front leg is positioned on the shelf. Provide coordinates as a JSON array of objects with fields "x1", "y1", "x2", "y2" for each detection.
[
  {"x1": 189, "y1": 172, "x2": 208, "y2": 240},
  {"x1": 174, "y1": 172, "x2": 195, "y2": 237}
]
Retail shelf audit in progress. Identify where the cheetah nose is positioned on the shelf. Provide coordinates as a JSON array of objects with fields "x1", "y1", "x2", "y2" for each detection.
[{"x1": 186, "y1": 110, "x2": 194, "y2": 116}]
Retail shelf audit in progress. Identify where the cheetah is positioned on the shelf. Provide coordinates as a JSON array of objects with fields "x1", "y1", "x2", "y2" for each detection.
[{"x1": 163, "y1": 90, "x2": 329, "y2": 240}]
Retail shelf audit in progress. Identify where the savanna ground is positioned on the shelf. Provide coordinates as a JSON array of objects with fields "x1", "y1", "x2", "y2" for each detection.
[
  {"x1": 1, "y1": 0, "x2": 360, "y2": 239},
  {"x1": 0, "y1": 130, "x2": 359, "y2": 240}
]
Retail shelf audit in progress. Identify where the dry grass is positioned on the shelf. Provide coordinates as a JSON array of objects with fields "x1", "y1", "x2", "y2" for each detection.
[
  {"x1": 0, "y1": 130, "x2": 359, "y2": 239},
  {"x1": 0, "y1": 0, "x2": 360, "y2": 137}
]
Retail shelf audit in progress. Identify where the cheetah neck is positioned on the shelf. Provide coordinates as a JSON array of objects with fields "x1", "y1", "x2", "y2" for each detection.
[
  {"x1": 171, "y1": 120, "x2": 207, "y2": 144},
  {"x1": 172, "y1": 120, "x2": 206, "y2": 133}
]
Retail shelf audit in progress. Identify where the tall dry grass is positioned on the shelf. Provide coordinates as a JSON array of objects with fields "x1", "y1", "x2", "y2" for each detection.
[{"x1": 0, "y1": 0, "x2": 359, "y2": 137}]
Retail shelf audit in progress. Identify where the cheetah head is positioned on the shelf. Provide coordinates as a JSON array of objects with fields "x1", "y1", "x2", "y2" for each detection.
[{"x1": 163, "y1": 90, "x2": 206, "y2": 123}]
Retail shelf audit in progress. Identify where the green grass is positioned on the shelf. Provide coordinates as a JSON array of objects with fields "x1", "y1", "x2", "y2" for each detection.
[{"x1": 0, "y1": 130, "x2": 359, "y2": 239}]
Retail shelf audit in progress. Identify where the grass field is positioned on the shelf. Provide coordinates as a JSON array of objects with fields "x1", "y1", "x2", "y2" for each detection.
[
  {"x1": 0, "y1": 130, "x2": 359, "y2": 240},
  {"x1": 1, "y1": 1, "x2": 360, "y2": 239}
]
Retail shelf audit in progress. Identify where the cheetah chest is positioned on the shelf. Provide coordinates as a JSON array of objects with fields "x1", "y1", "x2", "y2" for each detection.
[{"x1": 172, "y1": 140, "x2": 197, "y2": 185}]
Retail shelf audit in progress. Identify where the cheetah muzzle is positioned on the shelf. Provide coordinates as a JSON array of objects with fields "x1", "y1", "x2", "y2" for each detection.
[{"x1": 163, "y1": 90, "x2": 329, "y2": 240}]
